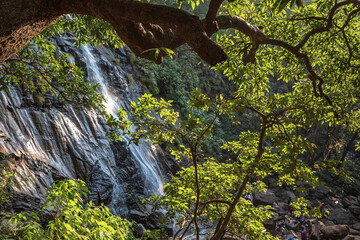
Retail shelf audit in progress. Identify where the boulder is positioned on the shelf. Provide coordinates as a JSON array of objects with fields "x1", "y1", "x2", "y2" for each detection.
[
  {"x1": 253, "y1": 190, "x2": 277, "y2": 206},
  {"x1": 353, "y1": 223, "x2": 360, "y2": 231},
  {"x1": 320, "y1": 224, "x2": 349, "y2": 240},
  {"x1": 282, "y1": 190, "x2": 297, "y2": 201},
  {"x1": 342, "y1": 196, "x2": 359, "y2": 208},
  {"x1": 309, "y1": 219, "x2": 321, "y2": 240},
  {"x1": 349, "y1": 228, "x2": 360, "y2": 236},
  {"x1": 263, "y1": 212, "x2": 279, "y2": 230},
  {"x1": 278, "y1": 202, "x2": 288, "y2": 213},
  {"x1": 349, "y1": 205, "x2": 360, "y2": 217},
  {"x1": 343, "y1": 235, "x2": 360, "y2": 240},
  {"x1": 285, "y1": 219, "x2": 301, "y2": 231},
  {"x1": 312, "y1": 185, "x2": 332, "y2": 199},
  {"x1": 329, "y1": 208, "x2": 355, "y2": 225}
]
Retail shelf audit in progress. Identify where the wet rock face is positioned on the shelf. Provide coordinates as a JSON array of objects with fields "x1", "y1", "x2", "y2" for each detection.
[{"x1": 0, "y1": 35, "x2": 175, "y2": 219}]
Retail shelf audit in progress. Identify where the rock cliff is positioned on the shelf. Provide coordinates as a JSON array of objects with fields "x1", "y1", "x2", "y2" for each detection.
[{"x1": 0, "y1": 35, "x2": 176, "y2": 220}]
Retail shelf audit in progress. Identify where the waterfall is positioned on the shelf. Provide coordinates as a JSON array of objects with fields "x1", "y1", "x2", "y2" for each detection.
[{"x1": 81, "y1": 45, "x2": 164, "y2": 195}]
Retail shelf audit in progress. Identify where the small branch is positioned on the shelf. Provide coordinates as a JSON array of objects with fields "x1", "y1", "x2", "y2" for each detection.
[
  {"x1": 4, "y1": 58, "x2": 77, "y2": 105},
  {"x1": 295, "y1": 0, "x2": 360, "y2": 50},
  {"x1": 178, "y1": 218, "x2": 195, "y2": 240},
  {"x1": 288, "y1": 16, "x2": 327, "y2": 21},
  {"x1": 263, "y1": 38, "x2": 333, "y2": 105},
  {"x1": 200, "y1": 200, "x2": 231, "y2": 206}
]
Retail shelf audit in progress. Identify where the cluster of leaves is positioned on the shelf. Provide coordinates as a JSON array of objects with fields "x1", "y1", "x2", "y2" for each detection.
[
  {"x1": 42, "y1": 15, "x2": 124, "y2": 49},
  {"x1": 132, "y1": 51, "x2": 214, "y2": 111},
  {"x1": 0, "y1": 162, "x2": 13, "y2": 204},
  {"x1": 7, "y1": 179, "x2": 135, "y2": 240},
  {"x1": 0, "y1": 38, "x2": 105, "y2": 110},
  {"x1": 0, "y1": 14, "x2": 125, "y2": 111},
  {"x1": 132, "y1": 51, "x2": 245, "y2": 159}
]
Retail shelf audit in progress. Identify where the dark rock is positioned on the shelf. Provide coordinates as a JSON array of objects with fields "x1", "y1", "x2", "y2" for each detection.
[
  {"x1": 349, "y1": 228, "x2": 360, "y2": 236},
  {"x1": 349, "y1": 206, "x2": 360, "y2": 217},
  {"x1": 342, "y1": 196, "x2": 359, "y2": 208},
  {"x1": 263, "y1": 176, "x2": 278, "y2": 188},
  {"x1": 343, "y1": 235, "x2": 360, "y2": 240},
  {"x1": 320, "y1": 224, "x2": 349, "y2": 240},
  {"x1": 312, "y1": 185, "x2": 332, "y2": 199},
  {"x1": 326, "y1": 197, "x2": 345, "y2": 209},
  {"x1": 147, "y1": 211, "x2": 165, "y2": 228},
  {"x1": 253, "y1": 190, "x2": 277, "y2": 206},
  {"x1": 329, "y1": 208, "x2": 355, "y2": 225},
  {"x1": 281, "y1": 190, "x2": 297, "y2": 201},
  {"x1": 352, "y1": 223, "x2": 360, "y2": 231},
  {"x1": 309, "y1": 219, "x2": 321, "y2": 240},
  {"x1": 134, "y1": 223, "x2": 147, "y2": 238},
  {"x1": 264, "y1": 212, "x2": 279, "y2": 230},
  {"x1": 130, "y1": 209, "x2": 148, "y2": 224},
  {"x1": 86, "y1": 163, "x2": 115, "y2": 206}
]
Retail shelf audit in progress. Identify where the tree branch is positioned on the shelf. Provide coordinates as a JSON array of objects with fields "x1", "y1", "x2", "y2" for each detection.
[
  {"x1": 295, "y1": 0, "x2": 360, "y2": 50},
  {"x1": 200, "y1": 200, "x2": 232, "y2": 206},
  {"x1": 4, "y1": 58, "x2": 78, "y2": 105}
]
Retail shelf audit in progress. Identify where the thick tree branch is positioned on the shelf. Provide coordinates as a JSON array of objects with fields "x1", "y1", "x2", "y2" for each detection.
[
  {"x1": 0, "y1": 0, "x2": 228, "y2": 66},
  {"x1": 215, "y1": 15, "x2": 266, "y2": 42},
  {"x1": 204, "y1": 0, "x2": 224, "y2": 33}
]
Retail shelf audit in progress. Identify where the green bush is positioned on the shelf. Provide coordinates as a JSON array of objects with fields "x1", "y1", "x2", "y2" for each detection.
[{"x1": 9, "y1": 179, "x2": 136, "y2": 240}]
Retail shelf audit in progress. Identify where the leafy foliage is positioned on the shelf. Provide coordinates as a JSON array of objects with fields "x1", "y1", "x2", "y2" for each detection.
[
  {"x1": 0, "y1": 14, "x2": 125, "y2": 111},
  {"x1": 107, "y1": 0, "x2": 360, "y2": 239},
  {"x1": 0, "y1": 163, "x2": 13, "y2": 204},
  {"x1": 9, "y1": 179, "x2": 135, "y2": 240}
]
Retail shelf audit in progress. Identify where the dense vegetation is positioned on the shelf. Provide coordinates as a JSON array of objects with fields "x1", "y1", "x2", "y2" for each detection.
[{"x1": 1, "y1": 0, "x2": 360, "y2": 239}]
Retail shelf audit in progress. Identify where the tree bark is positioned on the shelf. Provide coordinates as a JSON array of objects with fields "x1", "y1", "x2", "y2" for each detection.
[{"x1": 0, "y1": 0, "x2": 229, "y2": 65}]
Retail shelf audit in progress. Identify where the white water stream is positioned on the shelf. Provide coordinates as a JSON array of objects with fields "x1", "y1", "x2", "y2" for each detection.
[{"x1": 81, "y1": 45, "x2": 164, "y2": 195}]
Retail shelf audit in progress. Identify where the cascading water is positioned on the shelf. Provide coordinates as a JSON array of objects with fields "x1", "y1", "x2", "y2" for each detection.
[{"x1": 81, "y1": 45, "x2": 164, "y2": 195}]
